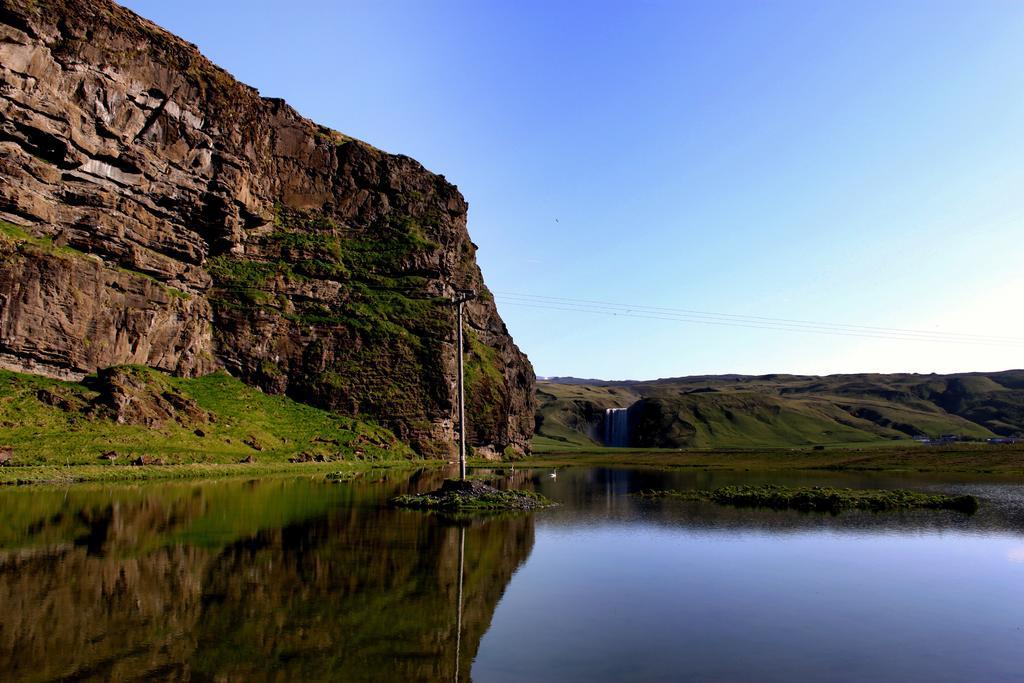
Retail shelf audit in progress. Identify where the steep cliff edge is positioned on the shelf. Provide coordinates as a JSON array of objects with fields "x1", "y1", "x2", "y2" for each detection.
[{"x1": 0, "y1": 0, "x2": 535, "y2": 457}]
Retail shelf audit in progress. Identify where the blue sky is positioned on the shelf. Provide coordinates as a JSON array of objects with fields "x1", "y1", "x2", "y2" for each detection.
[{"x1": 122, "y1": 0, "x2": 1024, "y2": 379}]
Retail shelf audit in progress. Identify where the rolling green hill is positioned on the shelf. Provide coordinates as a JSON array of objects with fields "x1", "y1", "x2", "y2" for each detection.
[
  {"x1": 0, "y1": 366, "x2": 412, "y2": 467},
  {"x1": 536, "y1": 371, "x2": 1024, "y2": 449}
]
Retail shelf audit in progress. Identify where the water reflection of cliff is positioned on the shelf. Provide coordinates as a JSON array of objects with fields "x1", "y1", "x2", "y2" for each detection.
[{"x1": 0, "y1": 475, "x2": 535, "y2": 682}]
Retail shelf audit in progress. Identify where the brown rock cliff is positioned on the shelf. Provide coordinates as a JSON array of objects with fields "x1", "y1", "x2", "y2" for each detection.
[{"x1": 0, "y1": 0, "x2": 535, "y2": 456}]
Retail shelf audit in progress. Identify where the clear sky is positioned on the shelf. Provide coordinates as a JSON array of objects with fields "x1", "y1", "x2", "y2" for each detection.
[{"x1": 121, "y1": 0, "x2": 1024, "y2": 380}]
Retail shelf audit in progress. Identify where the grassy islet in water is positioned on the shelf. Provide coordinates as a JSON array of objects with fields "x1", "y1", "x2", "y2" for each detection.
[
  {"x1": 635, "y1": 484, "x2": 979, "y2": 514},
  {"x1": 392, "y1": 478, "x2": 556, "y2": 511}
]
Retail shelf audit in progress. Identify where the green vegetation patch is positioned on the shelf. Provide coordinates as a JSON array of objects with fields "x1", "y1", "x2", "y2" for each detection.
[
  {"x1": 0, "y1": 219, "x2": 32, "y2": 241},
  {"x1": 208, "y1": 206, "x2": 450, "y2": 341},
  {"x1": 0, "y1": 365, "x2": 415, "y2": 481},
  {"x1": 206, "y1": 254, "x2": 287, "y2": 305},
  {"x1": 392, "y1": 479, "x2": 555, "y2": 512},
  {"x1": 263, "y1": 206, "x2": 439, "y2": 279},
  {"x1": 634, "y1": 484, "x2": 979, "y2": 514},
  {"x1": 0, "y1": 219, "x2": 90, "y2": 261},
  {"x1": 464, "y1": 329, "x2": 507, "y2": 441},
  {"x1": 0, "y1": 220, "x2": 190, "y2": 300}
]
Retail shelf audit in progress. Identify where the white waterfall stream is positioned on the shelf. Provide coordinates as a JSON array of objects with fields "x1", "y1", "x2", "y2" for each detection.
[{"x1": 603, "y1": 408, "x2": 630, "y2": 447}]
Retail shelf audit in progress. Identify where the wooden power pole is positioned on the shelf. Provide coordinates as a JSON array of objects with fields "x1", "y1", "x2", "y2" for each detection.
[{"x1": 453, "y1": 289, "x2": 476, "y2": 480}]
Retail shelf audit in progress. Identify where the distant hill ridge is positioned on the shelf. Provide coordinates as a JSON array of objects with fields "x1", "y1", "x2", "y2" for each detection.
[{"x1": 536, "y1": 370, "x2": 1024, "y2": 448}]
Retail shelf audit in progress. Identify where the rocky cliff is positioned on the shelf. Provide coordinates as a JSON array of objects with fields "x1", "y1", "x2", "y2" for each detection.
[{"x1": 0, "y1": 0, "x2": 535, "y2": 456}]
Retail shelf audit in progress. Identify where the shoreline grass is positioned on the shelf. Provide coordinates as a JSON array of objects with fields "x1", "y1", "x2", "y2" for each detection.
[
  {"x1": 0, "y1": 459, "x2": 444, "y2": 486},
  {"x1": 513, "y1": 442, "x2": 1024, "y2": 476}
]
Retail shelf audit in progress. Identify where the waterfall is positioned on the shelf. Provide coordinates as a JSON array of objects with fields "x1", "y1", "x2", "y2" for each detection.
[{"x1": 604, "y1": 408, "x2": 630, "y2": 447}]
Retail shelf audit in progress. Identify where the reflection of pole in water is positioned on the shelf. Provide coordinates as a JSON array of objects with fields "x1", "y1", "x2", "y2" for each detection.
[{"x1": 454, "y1": 525, "x2": 465, "y2": 683}]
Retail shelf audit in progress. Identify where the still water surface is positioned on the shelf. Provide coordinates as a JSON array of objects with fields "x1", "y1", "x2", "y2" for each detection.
[{"x1": 1, "y1": 467, "x2": 1022, "y2": 681}]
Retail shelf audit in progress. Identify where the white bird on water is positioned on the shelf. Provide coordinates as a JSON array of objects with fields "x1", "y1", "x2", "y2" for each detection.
[{"x1": 549, "y1": 469, "x2": 558, "y2": 479}]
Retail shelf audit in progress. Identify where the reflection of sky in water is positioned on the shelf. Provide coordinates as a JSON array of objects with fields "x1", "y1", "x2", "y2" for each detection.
[
  {"x1": 475, "y1": 468, "x2": 1024, "y2": 683},
  {"x1": 2, "y1": 468, "x2": 1022, "y2": 682},
  {"x1": 501, "y1": 466, "x2": 1024, "y2": 534}
]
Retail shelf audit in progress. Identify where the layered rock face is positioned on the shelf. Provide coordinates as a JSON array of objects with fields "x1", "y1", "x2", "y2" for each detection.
[{"x1": 0, "y1": 0, "x2": 535, "y2": 456}]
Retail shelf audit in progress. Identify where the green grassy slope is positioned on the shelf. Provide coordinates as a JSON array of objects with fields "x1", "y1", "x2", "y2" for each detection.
[
  {"x1": 536, "y1": 370, "x2": 1024, "y2": 449},
  {"x1": 533, "y1": 383, "x2": 639, "y2": 446},
  {"x1": 0, "y1": 366, "x2": 414, "y2": 467}
]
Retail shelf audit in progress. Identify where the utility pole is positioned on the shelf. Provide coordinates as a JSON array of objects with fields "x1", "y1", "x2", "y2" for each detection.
[{"x1": 452, "y1": 289, "x2": 476, "y2": 481}]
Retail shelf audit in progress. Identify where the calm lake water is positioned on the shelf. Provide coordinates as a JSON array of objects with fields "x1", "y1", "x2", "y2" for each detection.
[{"x1": 1, "y1": 467, "x2": 1023, "y2": 681}]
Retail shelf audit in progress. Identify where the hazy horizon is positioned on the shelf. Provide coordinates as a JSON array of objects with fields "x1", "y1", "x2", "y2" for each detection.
[
  {"x1": 121, "y1": 0, "x2": 1024, "y2": 379},
  {"x1": 538, "y1": 366, "x2": 1024, "y2": 384}
]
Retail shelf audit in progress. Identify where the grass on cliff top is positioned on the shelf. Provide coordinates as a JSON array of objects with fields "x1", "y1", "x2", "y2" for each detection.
[{"x1": 0, "y1": 366, "x2": 418, "y2": 483}]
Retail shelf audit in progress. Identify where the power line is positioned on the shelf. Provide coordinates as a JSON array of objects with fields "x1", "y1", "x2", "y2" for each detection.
[
  {"x1": 494, "y1": 291, "x2": 1024, "y2": 342},
  {"x1": 493, "y1": 297, "x2": 1024, "y2": 348},
  {"x1": 495, "y1": 298, "x2": 1024, "y2": 347},
  {"x1": 494, "y1": 291, "x2": 1024, "y2": 345},
  {"x1": 495, "y1": 296, "x2": 1024, "y2": 346},
  {"x1": 189, "y1": 279, "x2": 1024, "y2": 348}
]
